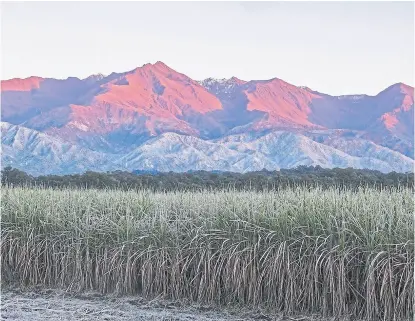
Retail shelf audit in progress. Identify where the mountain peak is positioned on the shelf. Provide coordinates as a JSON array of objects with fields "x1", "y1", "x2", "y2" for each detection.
[
  {"x1": 389, "y1": 82, "x2": 412, "y2": 91},
  {"x1": 1, "y1": 76, "x2": 44, "y2": 91},
  {"x1": 154, "y1": 61, "x2": 168, "y2": 67},
  {"x1": 229, "y1": 76, "x2": 246, "y2": 85},
  {"x1": 140, "y1": 61, "x2": 171, "y2": 70},
  {"x1": 84, "y1": 73, "x2": 106, "y2": 80},
  {"x1": 200, "y1": 76, "x2": 245, "y2": 87},
  {"x1": 378, "y1": 82, "x2": 414, "y2": 97},
  {"x1": 129, "y1": 61, "x2": 178, "y2": 77}
]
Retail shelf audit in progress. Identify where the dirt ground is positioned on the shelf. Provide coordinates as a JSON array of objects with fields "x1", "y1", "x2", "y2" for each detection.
[{"x1": 1, "y1": 287, "x2": 341, "y2": 321}]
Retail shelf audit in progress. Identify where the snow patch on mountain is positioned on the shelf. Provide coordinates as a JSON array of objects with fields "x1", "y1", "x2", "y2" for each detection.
[{"x1": 199, "y1": 77, "x2": 243, "y2": 96}]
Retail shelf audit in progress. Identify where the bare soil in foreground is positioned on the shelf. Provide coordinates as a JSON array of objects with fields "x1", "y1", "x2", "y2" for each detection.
[{"x1": 0, "y1": 287, "x2": 344, "y2": 321}]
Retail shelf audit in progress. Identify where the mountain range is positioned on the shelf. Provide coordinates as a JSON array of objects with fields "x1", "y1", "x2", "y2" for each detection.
[{"x1": 1, "y1": 61, "x2": 414, "y2": 175}]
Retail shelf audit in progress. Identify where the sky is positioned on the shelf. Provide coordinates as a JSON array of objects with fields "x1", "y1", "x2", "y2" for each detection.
[{"x1": 1, "y1": 1, "x2": 414, "y2": 95}]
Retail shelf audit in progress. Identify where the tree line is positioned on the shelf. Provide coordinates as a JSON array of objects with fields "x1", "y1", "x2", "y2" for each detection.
[{"x1": 1, "y1": 166, "x2": 413, "y2": 191}]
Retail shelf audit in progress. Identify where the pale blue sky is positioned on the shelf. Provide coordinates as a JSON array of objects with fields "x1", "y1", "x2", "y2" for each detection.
[{"x1": 1, "y1": 1, "x2": 414, "y2": 95}]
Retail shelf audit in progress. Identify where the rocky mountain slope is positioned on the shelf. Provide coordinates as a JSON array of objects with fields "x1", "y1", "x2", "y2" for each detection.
[{"x1": 1, "y1": 62, "x2": 413, "y2": 175}]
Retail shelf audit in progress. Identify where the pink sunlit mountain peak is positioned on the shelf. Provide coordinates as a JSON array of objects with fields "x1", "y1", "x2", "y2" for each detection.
[{"x1": 1, "y1": 76, "x2": 44, "y2": 91}]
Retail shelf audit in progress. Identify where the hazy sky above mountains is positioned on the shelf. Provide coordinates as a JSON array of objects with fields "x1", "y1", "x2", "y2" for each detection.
[{"x1": 1, "y1": 1, "x2": 413, "y2": 95}]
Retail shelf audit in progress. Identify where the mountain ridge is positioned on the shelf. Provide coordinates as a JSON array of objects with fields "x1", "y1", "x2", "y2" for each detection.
[{"x1": 1, "y1": 61, "x2": 414, "y2": 175}]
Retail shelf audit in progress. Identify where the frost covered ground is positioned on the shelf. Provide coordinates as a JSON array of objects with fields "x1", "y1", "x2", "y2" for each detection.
[{"x1": 1, "y1": 287, "x2": 341, "y2": 321}]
